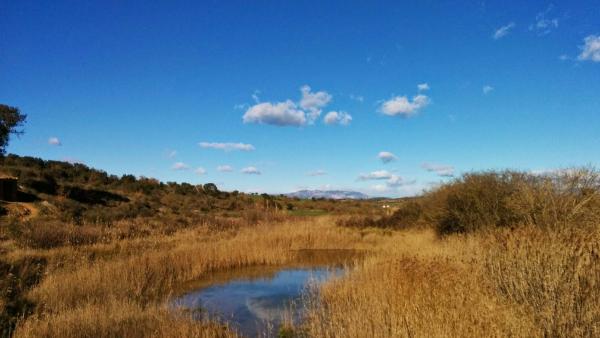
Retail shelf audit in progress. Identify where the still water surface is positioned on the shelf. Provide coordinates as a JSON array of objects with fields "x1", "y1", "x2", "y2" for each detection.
[{"x1": 171, "y1": 250, "x2": 361, "y2": 337}]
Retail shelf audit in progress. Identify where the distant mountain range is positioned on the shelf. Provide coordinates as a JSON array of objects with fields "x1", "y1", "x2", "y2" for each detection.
[{"x1": 286, "y1": 190, "x2": 369, "y2": 200}]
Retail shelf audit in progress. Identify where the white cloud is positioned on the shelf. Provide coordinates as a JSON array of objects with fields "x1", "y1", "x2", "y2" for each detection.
[
  {"x1": 195, "y1": 167, "x2": 206, "y2": 175},
  {"x1": 350, "y1": 94, "x2": 364, "y2": 102},
  {"x1": 370, "y1": 175, "x2": 417, "y2": 194},
  {"x1": 529, "y1": 6, "x2": 558, "y2": 35},
  {"x1": 241, "y1": 166, "x2": 261, "y2": 175},
  {"x1": 199, "y1": 142, "x2": 255, "y2": 151},
  {"x1": 387, "y1": 175, "x2": 416, "y2": 188},
  {"x1": 371, "y1": 184, "x2": 389, "y2": 193},
  {"x1": 252, "y1": 90, "x2": 261, "y2": 103},
  {"x1": 493, "y1": 22, "x2": 515, "y2": 40},
  {"x1": 358, "y1": 170, "x2": 393, "y2": 180},
  {"x1": 307, "y1": 169, "x2": 327, "y2": 176},
  {"x1": 421, "y1": 162, "x2": 455, "y2": 177},
  {"x1": 530, "y1": 168, "x2": 578, "y2": 176},
  {"x1": 380, "y1": 94, "x2": 430, "y2": 117},
  {"x1": 300, "y1": 85, "x2": 332, "y2": 121},
  {"x1": 166, "y1": 149, "x2": 177, "y2": 158},
  {"x1": 242, "y1": 85, "x2": 339, "y2": 127},
  {"x1": 483, "y1": 85, "x2": 494, "y2": 95},
  {"x1": 323, "y1": 111, "x2": 352, "y2": 125},
  {"x1": 578, "y1": 35, "x2": 600, "y2": 62},
  {"x1": 62, "y1": 157, "x2": 84, "y2": 164},
  {"x1": 377, "y1": 151, "x2": 397, "y2": 163},
  {"x1": 48, "y1": 137, "x2": 61, "y2": 146},
  {"x1": 217, "y1": 165, "x2": 233, "y2": 172},
  {"x1": 172, "y1": 162, "x2": 190, "y2": 170},
  {"x1": 243, "y1": 100, "x2": 306, "y2": 126},
  {"x1": 417, "y1": 83, "x2": 430, "y2": 91}
]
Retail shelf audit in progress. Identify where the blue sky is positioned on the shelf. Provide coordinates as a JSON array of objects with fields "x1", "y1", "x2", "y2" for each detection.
[{"x1": 1, "y1": 1, "x2": 599, "y2": 197}]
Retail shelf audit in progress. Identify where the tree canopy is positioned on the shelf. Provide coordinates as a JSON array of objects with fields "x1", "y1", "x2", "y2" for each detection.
[{"x1": 0, "y1": 104, "x2": 27, "y2": 155}]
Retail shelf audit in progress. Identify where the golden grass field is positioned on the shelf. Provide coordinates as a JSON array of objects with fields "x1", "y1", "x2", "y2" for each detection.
[
  {"x1": 1, "y1": 169, "x2": 599, "y2": 337},
  {"x1": 1, "y1": 215, "x2": 596, "y2": 337}
]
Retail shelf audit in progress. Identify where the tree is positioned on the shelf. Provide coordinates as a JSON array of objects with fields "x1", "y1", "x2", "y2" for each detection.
[
  {"x1": 203, "y1": 183, "x2": 219, "y2": 195},
  {"x1": 0, "y1": 104, "x2": 27, "y2": 155}
]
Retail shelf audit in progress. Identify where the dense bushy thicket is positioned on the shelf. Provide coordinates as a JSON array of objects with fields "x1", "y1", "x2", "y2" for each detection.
[{"x1": 341, "y1": 168, "x2": 600, "y2": 235}]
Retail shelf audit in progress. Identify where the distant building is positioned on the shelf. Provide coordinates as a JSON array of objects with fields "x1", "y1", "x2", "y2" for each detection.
[{"x1": 0, "y1": 175, "x2": 18, "y2": 201}]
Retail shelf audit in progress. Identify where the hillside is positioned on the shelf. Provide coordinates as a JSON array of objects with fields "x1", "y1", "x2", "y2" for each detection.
[{"x1": 0, "y1": 154, "x2": 381, "y2": 225}]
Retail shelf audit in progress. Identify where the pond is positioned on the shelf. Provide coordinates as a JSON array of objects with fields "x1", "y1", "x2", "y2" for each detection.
[{"x1": 171, "y1": 249, "x2": 362, "y2": 337}]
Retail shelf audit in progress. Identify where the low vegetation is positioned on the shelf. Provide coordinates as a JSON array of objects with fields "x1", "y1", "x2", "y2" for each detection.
[
  {"x1": 1, "y1": 156, "x2": 599, "y2": 337},
  {"x1": 341, "y1": 168, "x2": 599, "y2": 234}
]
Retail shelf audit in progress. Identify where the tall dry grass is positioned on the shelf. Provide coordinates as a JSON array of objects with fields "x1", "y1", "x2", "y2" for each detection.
[
  {"x1": 10, "y1": 217, "x2": 600, "y2": 338},
  {"x1": 305, "y1": 169, "x2": 600, "y2": 337},
  {"x1": 302, "y1": 229, "x2": 539, "y2": 337},
  {"x1": 12, "y1": 217, "x2": 382, "y2": 337},
  {"x1": 16, "y1": 299, "x2": 233, "y2": 338},
  {"x1": 483, "y1": 226, "x2": 600, "y2": 337},
  {"x1": 302, "y1": 223, "x2": 600, "y2": 337},
  {"x1": 5, "y1": 168, "x2": 599, "y2": 337}
]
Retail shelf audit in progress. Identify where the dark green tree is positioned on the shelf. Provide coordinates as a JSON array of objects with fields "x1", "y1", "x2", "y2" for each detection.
[
  {"x1": 203, "y1": 183, "x2": 219, "y2": 194},
  {"x1": 0, "y1": 104, "x2": 27, "y2": 155}
]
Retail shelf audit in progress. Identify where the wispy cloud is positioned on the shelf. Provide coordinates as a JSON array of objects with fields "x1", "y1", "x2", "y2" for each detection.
[
  {"x1": 349, "y1": 94, "x2": 364, "y2": 102},
  {"x1": 530, "y1": 168, "x2": 578, "y2": 176},
  {"x1": 62, "y1": 157, "x2": 84, "y2": 164},
  {"x1": 243, "y1": 85, "x2": 337, "y2": 126},
  {"x1": 529, "y1": 5, "x2": 559, "y2": 35},
  {"x1": 199, "y1": 142, "x2": 255, "y2": 151},
  {"x1": 172, "y1": 162, "x2": 190, "y2": 170},
  {"x1": 417, "y1": 83, "x2": 430, "y2": 91},
  {"x1": 165, "y1": 149, "x2": 177, "y2": 158},
  {"x1": 493, "y1": 22, "x2": 515, "y2": 40},
  {"x1": 252, "y1": 90, "x2": 261, "y2": 103},
  {"x1": 358, "y1": 170, "x2": 393, "y2": 180},
  {"x1": 578, "y1": 35, "x2": 600, "y2": 62},
  {"x1": 386, "y1": 175, "x2": 416, "y2": 188},
  {"x1": 483, "y1": 85, "x2": 494, "y2": 95},
  {"x1": 217, "y1": 165, "x2": 233, "y2": 172},
  {"x1": 323, "y1": 111, "x2": 352, "y2": 125},
  {"x1": 241, "y1": 166, "x2": 261, "y2": 175},
  {"x1": 307, "y1": 169, "x2": 327, "y2": 176},
  {"x1": 421, "y1": 162, "x2": 455, "y2": 177},
  {"x1": 380, "y1": 94, "x2": 430, "y2": 117},
  {"x1": 369, "y1": 175, "x2": 416, "y2": 194},
  {"x1": 48, "y1": 137, "x2": 61, "y2": 146},
  {"x1": 377, "y1": 151, "x2": 397, "y2": 163},
  {"x1": 195, "y1": 167, "x2": 206, "y2": 175}
]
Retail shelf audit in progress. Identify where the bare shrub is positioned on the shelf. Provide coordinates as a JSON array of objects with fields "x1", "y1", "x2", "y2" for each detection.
[
  {"x1": 422, "y1": 168, "x2": 600, "y2": 235},
  {"x1": 18, "y1": 221, "x2": 104, "y2": 249},
  {"x1": 338, "y1": 200, "x2": 424, "y2": 229}
]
